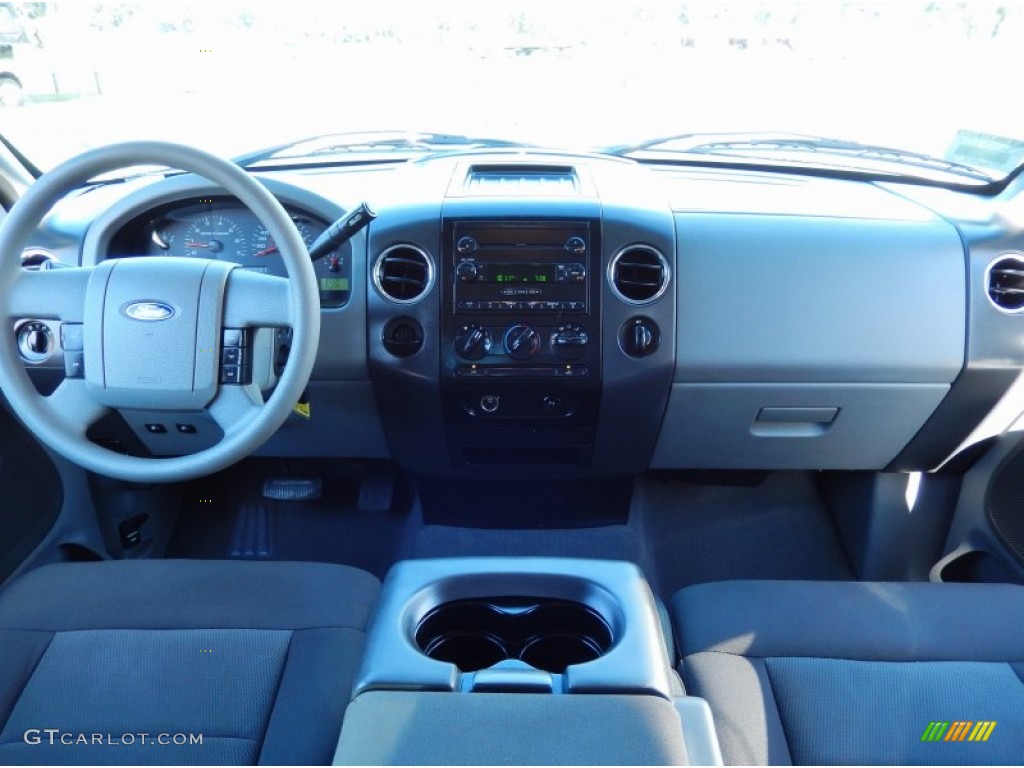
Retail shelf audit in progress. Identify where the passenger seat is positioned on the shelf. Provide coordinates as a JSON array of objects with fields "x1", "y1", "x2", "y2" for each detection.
[{"x1": 672, "y1": 580, "x2": 1024, "y2": 765}]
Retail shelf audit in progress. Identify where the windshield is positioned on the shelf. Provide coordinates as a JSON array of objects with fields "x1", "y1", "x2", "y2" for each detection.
[{"x1": 2, "y1": 1, "x2": 1023, "y2": 181}]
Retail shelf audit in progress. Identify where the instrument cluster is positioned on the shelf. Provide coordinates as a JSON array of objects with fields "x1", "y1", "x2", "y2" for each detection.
[{"x1": 107, "y1": 198, "x2": 352, "y2": 308}]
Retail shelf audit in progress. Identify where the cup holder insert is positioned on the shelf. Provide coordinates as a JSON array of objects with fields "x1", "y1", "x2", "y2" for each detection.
[{"x1": 414, "y1": 597, "x2": 613, "y2": 673}]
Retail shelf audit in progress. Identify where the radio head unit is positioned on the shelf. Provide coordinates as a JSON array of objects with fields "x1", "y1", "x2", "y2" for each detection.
[{"x1": 451, "y1": 221, "x2": 590, "y2": 314}]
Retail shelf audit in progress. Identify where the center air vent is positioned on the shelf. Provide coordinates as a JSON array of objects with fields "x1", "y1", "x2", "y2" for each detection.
[
  {"x1": 374, "y1": 245, "x2": 433, "y2": 303},
  {"x1": 609, "y1": 245, "x2": 669, "y2": 304},
  {"x1": 986, "y1": 255, "x2": 1024, "y2": 313}
]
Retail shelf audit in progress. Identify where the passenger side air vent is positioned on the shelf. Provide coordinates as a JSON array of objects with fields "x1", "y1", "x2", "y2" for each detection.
[
  {"x1": 374, "y1": 245, "x2": 433, "y2": 303},
  {"x1": 986, "y1": 255, "x2": 1024, "y2": 313},
  {"x1": 609, "y1": 246, "x2": 669, "y2": 304}
]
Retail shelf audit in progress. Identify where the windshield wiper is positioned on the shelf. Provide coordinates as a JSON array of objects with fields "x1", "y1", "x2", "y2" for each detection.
[
  {"x1": 234, "y1": 130, "x2": 531, "y2": 169},
  {"x1": 602, "y1": 131, "x2": 1009, "y2": 188}
]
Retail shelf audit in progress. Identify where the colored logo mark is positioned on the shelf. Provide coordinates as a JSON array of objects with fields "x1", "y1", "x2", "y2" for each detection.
[{"x1": 921, "y1": 721, "x2": 996, "y2": 742}]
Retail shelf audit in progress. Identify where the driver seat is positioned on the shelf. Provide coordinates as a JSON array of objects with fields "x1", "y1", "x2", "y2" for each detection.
[{"x1": 0, "y1": 559, "x2": 380, "y2": 765}]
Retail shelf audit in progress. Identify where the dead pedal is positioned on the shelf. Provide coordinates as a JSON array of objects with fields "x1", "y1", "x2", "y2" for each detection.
[{"x1": 229, "y1": 503, "x2": 272, "y2": 558}]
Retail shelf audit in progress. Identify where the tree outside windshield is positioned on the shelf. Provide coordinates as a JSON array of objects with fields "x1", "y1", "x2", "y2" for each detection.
[{"x1": 2, "y1": 1, "x2": 1021, "y2": 174}]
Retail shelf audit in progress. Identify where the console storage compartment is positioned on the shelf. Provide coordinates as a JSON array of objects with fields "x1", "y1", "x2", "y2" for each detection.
[
  {"x1": 338, "y1": 557, "x2": 722, "y2": 765},
  {"x1": 334, "y1": 691, "x2": 689, "y2": 766}
]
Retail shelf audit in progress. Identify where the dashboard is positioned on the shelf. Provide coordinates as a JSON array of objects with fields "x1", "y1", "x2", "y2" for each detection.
[{"x1": 17, "y1": 150, "x2": 1024, "y2": 476}]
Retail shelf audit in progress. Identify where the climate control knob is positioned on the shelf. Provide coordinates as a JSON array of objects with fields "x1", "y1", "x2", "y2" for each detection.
[
  {"x1": 550, "y1": 323, "x2": 589, "y2": 361},
  {"x1": 503, "y1": 323, "x2": 541, "y2": 360},
  {"x1": 454, "y1": 323, "x2": 492, "y2": 361}
]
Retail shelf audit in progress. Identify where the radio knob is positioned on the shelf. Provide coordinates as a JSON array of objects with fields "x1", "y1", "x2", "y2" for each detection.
[
  {"x1": 455, "y1": 323, "x2": 492, "y2": 361},
  {"x1": 551, "y1": 323, "x2": 589, "y2": 361},
  {"x1": 565, "y1": 236, "x2": 586, "y2": 255},
  {"x1": 456, "y1": 236, "x2": 479, "y2": 255},
  {"x1": 456, "y1": 260, "x2": 480, "y2": 283},
  {"x1": 504, "y1": 324, "x2": 541, "y2": 360}
]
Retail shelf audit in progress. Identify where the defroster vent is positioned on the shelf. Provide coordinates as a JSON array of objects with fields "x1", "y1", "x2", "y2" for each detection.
[{"x1": 374, "y1": 245, "x2": 433, "y2": 303}]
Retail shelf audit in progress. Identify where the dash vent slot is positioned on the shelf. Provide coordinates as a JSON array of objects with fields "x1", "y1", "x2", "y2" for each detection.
[
  {"x1": 609, "y1": 246, "x2": 669, "y2": 304},
  {"x1": 374, "y1": 245, "x2": 433, "y2": 303}
]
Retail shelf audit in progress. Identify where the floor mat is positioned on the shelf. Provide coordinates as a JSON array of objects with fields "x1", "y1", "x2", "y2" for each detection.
[
  {"x1": 166, "y1": 458, "x2": 412, "y2": 580},
  {"x1": 167, "y1": 462, "x2": 853, "y2": 598},
  {"x1": 634, "y1": 471, "x2": 854, "y2": 596}
]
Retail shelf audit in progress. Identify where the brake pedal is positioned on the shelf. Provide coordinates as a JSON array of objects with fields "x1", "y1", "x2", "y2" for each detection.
[{"x1": 262, "y1": 477, "x2": 322, "y2": 502}]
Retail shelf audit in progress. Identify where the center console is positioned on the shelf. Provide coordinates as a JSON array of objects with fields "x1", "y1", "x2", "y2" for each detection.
[
  {"x1": 333, "y1": 557, "x2": 723, "y2": 766},
  {"x1": 440, "y1": 219, "x2": 602, "y2": 468}
]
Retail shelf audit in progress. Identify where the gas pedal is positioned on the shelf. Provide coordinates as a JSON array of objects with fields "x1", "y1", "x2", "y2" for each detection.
[{"x1": 358, "y1": 464, "x2": 396, "y2": 514}]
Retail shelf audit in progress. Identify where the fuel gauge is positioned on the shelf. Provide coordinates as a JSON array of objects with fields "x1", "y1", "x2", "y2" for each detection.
[{"x1": 315, "y1": 249, "x2": 351, "y2": 309}]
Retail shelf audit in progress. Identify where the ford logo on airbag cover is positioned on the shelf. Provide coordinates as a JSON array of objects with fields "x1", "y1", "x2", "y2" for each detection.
[{"x1": 123, "y1": 301, "x2": 175, "y2": 321}]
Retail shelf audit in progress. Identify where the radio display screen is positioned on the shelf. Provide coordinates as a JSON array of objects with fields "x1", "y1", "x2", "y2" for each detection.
[{"x1": 492, "y1": 265, "x2": 555, "y2": 283}]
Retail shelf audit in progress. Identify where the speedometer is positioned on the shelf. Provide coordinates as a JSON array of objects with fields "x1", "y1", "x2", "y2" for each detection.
[
  {"x1": 253, "y1": 215, "x2": 351, "y2": 308},
  {"x1": 183, "y1": 214, "x2": 247, "y2": 261},
  {"x1": 252, "y1": 218, "x2": 316, "y2": 259}
]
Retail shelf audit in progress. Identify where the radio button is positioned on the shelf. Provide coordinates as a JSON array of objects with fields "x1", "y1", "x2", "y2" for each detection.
[
  {"x1": 565, "y1": 236, "x2": 587, "y2": 255},
  {"x1": 456, "y1": 260, "x2": 480, "y2": 282},
  {"x1": 456, "y1": 237, "x2": 479, "y2": 255}
]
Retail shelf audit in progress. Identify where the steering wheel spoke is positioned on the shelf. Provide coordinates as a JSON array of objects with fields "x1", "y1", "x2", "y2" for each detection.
[
  {"x1": 222, "y1": 269, "x2": 292, "y2": 328},
  {"x1": 44, "y1": 378, "x2": 111, "y2": 437},
  {"x1": 208, "y1": 383, "x2": 266, "y2": 436},
  {"x1": 6, "y1": 268, "x2": 90, "y2": 321}
]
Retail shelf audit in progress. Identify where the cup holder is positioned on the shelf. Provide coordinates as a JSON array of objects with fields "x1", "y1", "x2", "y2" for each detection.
[{"x1": 414, "y1": 597, "x2": 613, "y2": 673}]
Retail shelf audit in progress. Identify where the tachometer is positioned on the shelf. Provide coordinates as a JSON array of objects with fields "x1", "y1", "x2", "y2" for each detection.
[{"x1": 183, "y1": 214, "x2": 246, "y2": 261}]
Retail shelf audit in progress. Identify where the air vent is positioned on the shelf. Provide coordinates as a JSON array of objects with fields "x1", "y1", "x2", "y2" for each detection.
[
  {"x1": 382, "y1": 317, "x2": 424, "y2": 358},
  {"x1": 986, "y1": 255, "x2": 1024, "y2": 313},
  {"x1": 609, "y1": 246, "x2": 669, "y2": 304},
  {"x1": 21, "y1": 247, "x2": 59, "y2": 271},
  {"x1": 374, "y1": 245, "x2": 433, "y2": 303}
]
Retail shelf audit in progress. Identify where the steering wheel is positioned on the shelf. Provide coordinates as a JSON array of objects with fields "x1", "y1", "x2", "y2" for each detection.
[{"x1": 0, "y1": 141, "x2": 320, "y2": 483}]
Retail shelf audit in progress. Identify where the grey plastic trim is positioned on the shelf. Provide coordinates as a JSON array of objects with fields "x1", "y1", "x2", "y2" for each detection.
[
  {"x1": 652, "y1": 382, "x2": 950, "y2": 470},
  {"x1": 607, "y1": 244, "x2": 671, "y2": 305},
  {"x1": 371, "y1": 243, "x2": 435, "y2": 304},
  {"x1": 983, "y1": 253, "x2": 1024, "y2": 314},
  {"x1": 20, "y1": 246, "x2": 59, "y2": 269},
  {"x1": 353, "y1": 557, "x2": 676, "y2": 700},
  {"x1": 674, "y1": 697, "x2": 724, "y2": 766}
]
